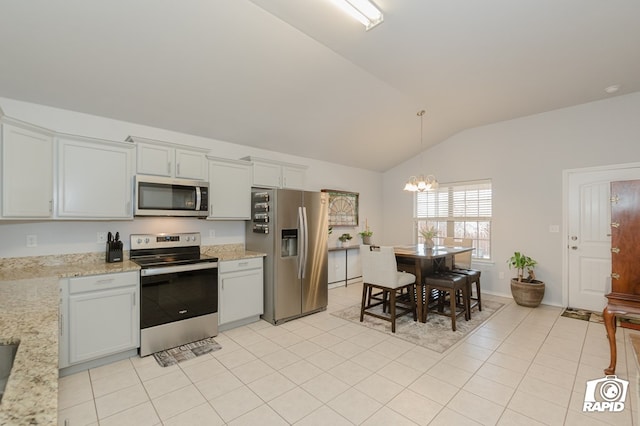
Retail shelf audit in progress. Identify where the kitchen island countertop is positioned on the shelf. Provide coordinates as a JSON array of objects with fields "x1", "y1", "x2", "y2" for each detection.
[
  {"x1": 0, "y1": 256, "x2": 140, "y2": 425},
  {"x1": 0, "y1": 244, "x2": 263, "y2": 425}
]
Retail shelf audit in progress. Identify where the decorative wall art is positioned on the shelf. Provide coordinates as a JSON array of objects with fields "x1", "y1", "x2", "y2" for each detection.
[{"x1": 322, "y1": 189, "x2": 359, "y2": 226}]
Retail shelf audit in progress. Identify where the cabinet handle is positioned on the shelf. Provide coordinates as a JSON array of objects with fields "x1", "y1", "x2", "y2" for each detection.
[
  {"x1": 59, "y1": 311, "x2": 63, "y2": 336},
  {"x1": 132, "y1": 293, "x2": 136, "y2": 306},
  {"x1": 239, "y1": 262, "x2": 249, "y2": 267},
  {"x1": 177, "y1": 163, "x2": 181, "y2": 175},
  {"x1": 95, "y1": 278, "x2": 114, "y2": 285},
  {"x1": 49, "y1": 200, "x2": 53, "y2": 213},
  {"x1": 168, "y1": 162, "x2": 171, "y2": 174}
]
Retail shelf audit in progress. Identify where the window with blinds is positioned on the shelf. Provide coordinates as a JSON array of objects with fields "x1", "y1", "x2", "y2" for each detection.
[{"x1": 415, "y1": 180, "x2": 492, "y2": 260}]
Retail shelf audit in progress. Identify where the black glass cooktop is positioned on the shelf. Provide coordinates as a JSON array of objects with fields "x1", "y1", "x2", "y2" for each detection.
[{"x1": 130, "y1": 250, "x2": 217, "y2": 268}]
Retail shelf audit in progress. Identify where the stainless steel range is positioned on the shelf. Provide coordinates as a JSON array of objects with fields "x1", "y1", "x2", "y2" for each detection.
[{"x1": 130, "y1": 232, "x2": 218, "y2": 356}]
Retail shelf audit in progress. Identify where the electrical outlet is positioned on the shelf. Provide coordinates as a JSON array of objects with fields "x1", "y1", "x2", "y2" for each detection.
[
  {"x1": 97, "y1": 232, "x2": 107, "y2": 244},
  {"x1": 26, "y1": 235, "x2": 37, "y2": 248}
]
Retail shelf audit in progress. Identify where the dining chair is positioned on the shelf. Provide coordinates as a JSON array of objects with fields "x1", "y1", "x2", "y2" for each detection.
[
  {"x1": 443, "y1": 237, "x2": 482, "y2": 313},
  {"x1": 360, "y1": 245, "x2": 417, "y2": 332}
]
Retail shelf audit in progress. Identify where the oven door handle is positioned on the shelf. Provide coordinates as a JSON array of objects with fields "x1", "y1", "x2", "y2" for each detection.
[{"x1": 140, "y1": 262, "x2": 218, "y2": 276}]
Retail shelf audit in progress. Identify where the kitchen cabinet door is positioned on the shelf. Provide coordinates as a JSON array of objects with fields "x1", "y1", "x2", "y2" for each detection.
[
  {"x1": 252, "y1": 161, "x2": 282, "y2": 188},
  {"x1": 176, "y1": 148, "x2": 207, "y2": 180},
  {"x1": 282, "y1": 164, "x2": 306, "y2": 189},
  {"x1": 208, "y1": 157, "x2": 251, "y2": 220},
  {"x1": 57, "y1": 137, "x2": 134, "y2": 219},
  {"x1": 132, "y1": 137, "x2": 208, "y2": 180},
  {"x1": 218, "y1": 258, "x2": 263, "y2": 327},
  {"x1": 243, "y1": 157, "x2": 307, "y2": 189},
  {"x1": 136, "y1": 142, "x2": 174, "y2": 177},
  {"x1": 1, "y1": 122, "x2": 54, "y2": 218},
  {"x1": 68, "y1": 286, "x2": 138, "y2": 364}
]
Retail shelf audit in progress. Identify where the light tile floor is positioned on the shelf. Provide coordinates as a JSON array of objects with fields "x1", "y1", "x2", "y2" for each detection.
[{"x1": 58, "y1": 283, "x2": 639, "y2": 425}]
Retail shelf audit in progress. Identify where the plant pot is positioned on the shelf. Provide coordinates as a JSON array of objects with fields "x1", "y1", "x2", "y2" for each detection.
[
  {"x1": 510, "y1": 278, "x2": 545, "y2": 307},
  {"x1": 362, "y1": 236, "x2": 371, "y2": 245}
]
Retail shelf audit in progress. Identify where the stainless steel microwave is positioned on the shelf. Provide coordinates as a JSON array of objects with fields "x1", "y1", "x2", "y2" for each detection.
[{"x1": 134, "y1": 176, "x2": 209, "y2": 217}]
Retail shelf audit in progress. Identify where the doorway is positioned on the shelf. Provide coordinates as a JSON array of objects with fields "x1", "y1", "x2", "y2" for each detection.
[{"x1": 565, "y1": 163, "x2": 640, "y2": 311}]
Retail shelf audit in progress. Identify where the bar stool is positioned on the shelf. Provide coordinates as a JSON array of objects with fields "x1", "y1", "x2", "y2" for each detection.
[
  {"x1": 444, "y1": 237, "x2": 482, "y2": 314},
  {"x1": 424, "y1": 272, "x2": 469, "y2": 331},
  {"x1": 360, "y1": 245, "x2": 417, "y2": 332}
]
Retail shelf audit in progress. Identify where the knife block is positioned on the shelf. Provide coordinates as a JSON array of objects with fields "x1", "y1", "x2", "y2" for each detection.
[{"x1": 106, "y1": 241, "x2": 123, "y2": 263}]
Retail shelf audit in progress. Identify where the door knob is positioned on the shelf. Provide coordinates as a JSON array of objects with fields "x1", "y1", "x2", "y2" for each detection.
[{"x1": 571, "y1": 246, "x2": 578, "y2": 250}]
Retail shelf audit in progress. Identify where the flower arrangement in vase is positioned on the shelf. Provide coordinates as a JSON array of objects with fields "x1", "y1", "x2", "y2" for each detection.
[{"x1": 419, "y1": 226, "x2": 438, "y2": 249}]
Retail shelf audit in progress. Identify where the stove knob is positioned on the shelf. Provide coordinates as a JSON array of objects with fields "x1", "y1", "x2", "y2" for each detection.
[
  {"x1": 136, "y1": 238, "x2": 142, "y2": 244},
  {"x1": 145, "y1": 238, "x2": 150, "y2": 244},
  {"x1": 187, "y1": 236, "x2": 192, "y2": 242}
]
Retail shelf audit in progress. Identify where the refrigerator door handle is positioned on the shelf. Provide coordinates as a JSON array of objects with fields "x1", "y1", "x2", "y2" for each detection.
[
  {"x1": 302, "y1": 206, "x2": 309, "y2": 279},
  {"x1": 297, "y1": 206, "x2": 305, "y2": 279}
]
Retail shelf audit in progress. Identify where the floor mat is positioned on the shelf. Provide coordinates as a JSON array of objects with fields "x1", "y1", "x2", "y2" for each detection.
[
  {"x1": 152, "y1": 337, "x2": 222, "y2": 367},
  {"x1": 561, "y1": 307, "x2": 604, "y2": 323}
]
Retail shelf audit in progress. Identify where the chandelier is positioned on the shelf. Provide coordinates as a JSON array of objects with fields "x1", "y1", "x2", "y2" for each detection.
[{"x1": 403, "y1": 110, "x2": 438, "y2": 192}]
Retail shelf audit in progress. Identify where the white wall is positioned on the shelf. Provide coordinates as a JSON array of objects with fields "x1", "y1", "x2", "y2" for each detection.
[
  {"x1": 383, "y1": 92, "x2": 640, "y2": 305},
  {"x1": 0, "y1": 97, "x2": 382, "y2": 258}
]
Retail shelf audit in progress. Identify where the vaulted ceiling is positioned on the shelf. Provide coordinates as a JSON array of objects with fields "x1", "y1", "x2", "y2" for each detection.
[{"x1": 1, "y1": 0, "x2": 639, "y2": 171}]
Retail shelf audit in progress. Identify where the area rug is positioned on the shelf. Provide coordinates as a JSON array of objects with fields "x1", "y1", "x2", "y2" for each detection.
[
  {"x1": 153, "y1": 337, "x2": 222, "y2": 367},
  {"x1": 331, "y1": 299, "x2": 504, "y2": 353}
]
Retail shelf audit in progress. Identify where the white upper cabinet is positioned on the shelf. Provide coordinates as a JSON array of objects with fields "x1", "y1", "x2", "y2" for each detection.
[
  {"x1": 208, "y1": 156, "x2": 252, "y2": 220},
  {"x1": 1, "y1": 119, "x2": 54, "y2": 218},
  {"x1": 57, "y1": 135, "x2": 134, "y2": 219},
  {"x1": 127, "y1": 136, "x2": 208, "y2": 180},
  {"x1": 136, "y1": 142, "x2": 173, "y2": 177},
  {"x1": 242, "y1": 156, "x2": 307, "y2": 189},
  {"x1": 176, "y1": 148, "x2": 208, "y2": 180}
]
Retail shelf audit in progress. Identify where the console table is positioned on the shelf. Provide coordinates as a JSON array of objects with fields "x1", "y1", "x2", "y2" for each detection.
[{"x1": 328, "y1": 245, "x2": 361, "y2": 287}]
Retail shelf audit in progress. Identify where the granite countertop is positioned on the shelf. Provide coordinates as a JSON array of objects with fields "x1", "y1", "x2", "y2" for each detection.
[
  {"x1": 0, "y1": 256, "x2": 140, "y2": 425},
  {"x1": 0, "y1": 245, "x2": 264, "y2": 425},
  {"x1": 201, "y1": 245, "x2": 266, "y2": 261}
]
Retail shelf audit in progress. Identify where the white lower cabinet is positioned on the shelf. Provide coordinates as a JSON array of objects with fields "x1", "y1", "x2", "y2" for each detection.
[
  {"x1": 59, "y1": 271, "x2": 139, "y2": 368},
  {"x1": 218, "y1": 257, "x2": 263, "y2": 328}
]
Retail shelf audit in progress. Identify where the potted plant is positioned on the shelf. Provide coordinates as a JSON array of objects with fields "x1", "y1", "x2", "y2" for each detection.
[
  {"x1": 419, "y1": 226, "x2": 438, "y2": 248},
  {"x1": 507, "y1": 251, "x2": 545, "y2": 307},
  {"x1": 358, "y1": 227, "x2": 373, "y2": 245},
  {"x1": 338, "y1": 233, "x2": 352, "y2": 247}
]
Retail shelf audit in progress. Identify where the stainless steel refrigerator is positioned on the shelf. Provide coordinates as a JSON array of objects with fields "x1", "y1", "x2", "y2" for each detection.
[{"x1": 246, "y1": 188, "x2": 328, "y2": 325}]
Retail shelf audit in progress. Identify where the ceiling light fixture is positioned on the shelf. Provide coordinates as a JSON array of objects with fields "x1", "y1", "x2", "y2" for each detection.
[
  {"x1": 403, "y1": 110, "x2": 438, "y2": 192},
  {"x1": 328, "y1": 0, "x2": 384, "y2": 31}
]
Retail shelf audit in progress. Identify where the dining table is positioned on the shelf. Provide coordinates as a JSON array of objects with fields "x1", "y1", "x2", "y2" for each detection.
[{"x1": 394, "y1": 244, "x2": 475, "y2": 323}]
